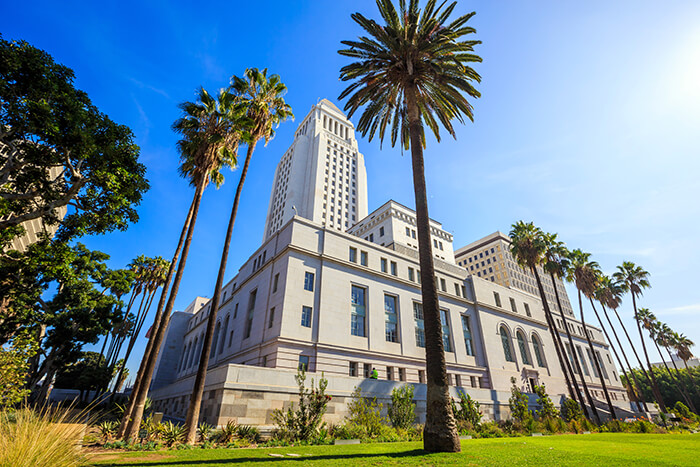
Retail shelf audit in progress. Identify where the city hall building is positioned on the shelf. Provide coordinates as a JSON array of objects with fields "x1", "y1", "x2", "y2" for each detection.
[{"x1": 149, "y1": 100, "x2": 638, "y2": 427}]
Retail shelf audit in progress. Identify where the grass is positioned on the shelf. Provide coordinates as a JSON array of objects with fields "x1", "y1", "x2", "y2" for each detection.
[{"x1": 89, "y1": 433, "x2": 700, "y2": 466}]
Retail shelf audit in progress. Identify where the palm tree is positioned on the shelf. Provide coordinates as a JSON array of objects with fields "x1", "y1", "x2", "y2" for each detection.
[
  {"x1": 541, "y1": 232, "x2": 589, "y2": 417},
  {"x1": 120, "y1": 87, "x2": 241, "y2": 441},
  {"x1": 338, "y1": 0, "x2": 481, "y2": 452},
  {"x1": 183, "y1": 68, "x2": 293, "y2": 444},
  {"x1": 510, "y1": 224, "x2": 582, "y2": 411},
  {"x1": 594, "y1": 275, "x2": 648, "y2": 412},
  {"x1": 613, "y1": 262, "x2": 667, "y2": 413},
  {"x1": 655, "y1": 322, "x2": 696, "y2": 413},
  {"x1": 674, "y1": 333, "x2": 695, "y2": 371},
  {"x1": 566, "y1": 249, "x2": 616, "y2": 420}
]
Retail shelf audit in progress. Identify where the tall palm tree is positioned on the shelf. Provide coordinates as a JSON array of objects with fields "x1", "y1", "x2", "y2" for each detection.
[
  {"x1": 594, "y1": 275, "x2": 648, "y2": 412},
  {"x1": 338, "y1": 0, "x2": 481, "y2": 452},
  {"x1": 566, "y1": 249, "x2": 616, "y2": 420},
  {"x1": 656, "y1": 322, "x2": 696, "y2": 412},
  {"x1": 613, "y1": 261, "x2": 667, "y2": 413},
  {"x1": 674, "y1": 333, "x2": 695, "y2": 371},
  {"x1": 541, "y1": 232, "x2": 589, "y2": 417},
  {"x1": 510, "y1": 224, "x2": 581, "y2": 410},
  {"x1": 120, "y1": 87, "x2": 241, "y2": 441},
  {"x1": 183, "y1": 68, "x2": 293, "y2": 444}
]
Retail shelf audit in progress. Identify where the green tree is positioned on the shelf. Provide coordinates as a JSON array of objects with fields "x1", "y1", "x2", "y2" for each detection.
[
  {"x1": 534, "y1": 383, "x2": 559, "y2": 420},
  {"x1": 0, "y1": 331, "x2": 37, "y2": 408},
  {"x1": 388, "y1": 384, "x2": 416, "y2": 430},
  {"x1": 0, "y1": 37, "x2": 148, "y2": 243},
  {"x1": 338, "y1": 0, "x2": 481, "y2": 452},
  {"x1": 508, "y1": 377, "x2": 531, "y2": 422},
  {"x1": 184, "y1": 68, "x2": 292, "y2": 444},
  {"x1": 674, "y1": 333, "x2": 695, "y2": 370},
  {"x1": 120, "y1": 86, "x2": 240, "y2": 441},
  {"x1": 613, "y1": 261, "x2": 667, "y2": 413}
]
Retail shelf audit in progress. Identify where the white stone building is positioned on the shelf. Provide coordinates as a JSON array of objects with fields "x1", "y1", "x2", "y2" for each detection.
[{"x1": 149, "y1": 100, "x2": 638, "y2": 427}]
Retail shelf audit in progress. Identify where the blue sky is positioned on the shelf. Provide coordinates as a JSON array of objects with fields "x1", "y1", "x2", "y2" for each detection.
[{"x1": 3, "y1": 0, "x2": 700, "y2": 379}]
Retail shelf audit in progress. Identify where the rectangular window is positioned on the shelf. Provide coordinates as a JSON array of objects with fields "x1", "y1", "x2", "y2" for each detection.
[
  {"x1": 233, "y1": 303, "x2": 239, "y2": 319},
  {"x1": 494, "y1": 292, "x2": 502, "y2": 307},
  {"x1": 406, "y1": 227, "x2": 411, "y2": 236},
  {"x1": 462, "y1": 315, "x2": 474, "y2": 356},
  {"x1": 390, "y1": 261, "x2": 397, "y2": 276},
  {"x1": 418, "y1": 370, "x2": 426, "y2": 384},
  {"x1": 412, "y1": 229, "x2": 416, "y2": 239},
  {"x1": 595, "y1": 351, "x2": 609, "y2": 379},
  {"x1": 268, "y1": 307, "x2": 275, "y2": 328},
  {"x1": 364, "y1": 363, "x2": 372, "y2": 378},
  {"x1": 454, "y1": 283, "x2": 460, "y2": 296},
  {"x1": 510, "y1": 297, "x2": 517, "y2": 313},
  {"x1": 369, "y1": 233, "x2": 374, "y2": 242},
  {"x1": 398, "y1": 367, "x2": 406, "y2": 382},
  {"x1": 576, "y1": 346, "x2": 590, "y2": 376},
  {"x1": 349, "y1": 361, "x2": 358, "y2": 377},
  {"x1": 349, "y1": 247, "x2": 357, "y2": 263},
  {"x1": 261, "y1": 355, "x2": 267, "y2": 367},
  {"x1": 304, "y1": 272, "x2": 314, "y2": 291},
  {"x1": 447, "y1": 374, "x2": 453, "y2": 386},
  {"x1": 384, "y1": 294, "x2": 399, "y2": 343},
  {"x1": 360, "y1": 251, "x2": 368, "y2": 266},
  {"x1": 380, "y1": 258, "x2": 388, "y2": 273},
  {"x1": 524, "y1": 303, "x2": 531, "y2": 317},
  {"x1": 470, "y1": 376, "x2": 477, "y2": 388},
  {"x1": 351, "y1": 285, "x2": 367, "y2": 337},
  {"x1": 408, "y1": 267, "x2": 415, "y2": 282},
  {"x1": 298, "y1": 355, "x2": 309, "y2": 372},
  {"x1": 244, "y1": 290, "x2": 257, "y2": 339},
  {"x1": 440, "y1": 309, "x2": 452, "y2": 352},
  {"x1": 461, "y1": 285, "x2": 467, "y2": 298},
  {"x1": 586, "y1": 348, "x2": 600, "y2": 378},
  {"x1": 413, "y1": 302, "x2": 425, "y2": 348},
  {"x1": 386, "y1": 366, "x2": 393, "y2": 380},
  {"x1": 301, "y1": 306, "x2": 312, "y2": 327},
  {"x1": 455, "y1": 374, "x2": 462, "y2": 387},
  {"x1": 379, "y1": 226, "x2": 385, "y2": 237},
  {"x1": 228, "y1": 329, "x2": 234, "y2": 348},
  {"x1": 439, "y1": 278, "x2": 446, "y2": 292},
  {"x1": 272, "y1": 274, "x2": 279, "y2": 293}
]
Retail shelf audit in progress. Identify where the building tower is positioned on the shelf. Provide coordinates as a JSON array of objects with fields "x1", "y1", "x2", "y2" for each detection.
[{"x1": 263, "y1": 99, "x2": 368, "y2": 240}]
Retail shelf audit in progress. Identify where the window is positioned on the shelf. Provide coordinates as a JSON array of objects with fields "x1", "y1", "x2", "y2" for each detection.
[
  {"x1": 360, "y1": 251, "x2": 368, "y2": 266},
  {"x1": 379, "y1": 226, "x2": 385, "y2": 237},
  {"x1": 390, "y1": 261, "x2": 397, "y2": 276},
  {"x1": 406, "y1": 227, "x2": 411, "y2": 236},
  {"x1": 349, "y1": 247, "x2": 357, "y2": 262},
  {"x1": 455, "y1": 374, "x2": 462, "y2": 387},
  {"x1": 462, "y1": 315, "x2": 474, "y2": 356},
  {"x1": 349, "y1": 361, "x2": 358, "y2": 377},
  {"x1": 364, "y1": 363, "x2": 372, "y2": 378},
  {"x1": 576, "y1": 346, "x2": 590, "y2": 376},
  {"x1": 228, "y1": 329, "x2": 234, "y2": 348},
  {"x1": 532, "y1": 335, "x2": 546, "y2": 367},
  {"x1": 439, "y1": 241, "x2": 443, "y2": 251},
  {"x1": 261, "y1": 355, "x2": 267, "y2": 367},
  {"x1": 586, "y1": 348, "x2": 600, "y2": 378},
  {"x1": 387, "y1": 366, "x2": 394, "y2": 380},
  {"x1": 304, "y1": 272, "x2": 314, "y2": 291},
  {"x1": 440, "y1": 278, "x2": 446, "y2": 292},
  {"x1": 524, "y1": 303, "x2": 531, "y2": 317},
  {"x1": 384, "y1": 295, "x2": 399, "y2": 343},
  {"x1": 268, "y1": 307, "x2": 275, "y2": 328},
  {"x1": 413, "y1": 302, "x2": 425, "y2": 347},
  {"x1": 380, "y1": 258, "x2": 388, "y2": 273},
  {"x1": 219, "y1": 315, "x2": 229, "y2": 355},
  {"x1": 272, "y1": 273, "x2": 279, "y2": 293},
  {"x1": 454, "y1": 283, "x2": 460, "y2": 296},
  {"x1": 517, "y1": 331, "x2": 531, "y2": 365},
  {"x1": 408, "y1": 267, "x2": 415, "y2": 282},
  {"x1": 494, "y1": 292, "x2": 502, "y2": 307},
  {"x1": 298, "y1": 355, "x2": 309, "y2": 371},
  {"x1": 244, "y1": 289, "x2": 257, "y2": 339},
  {"x1": 500, "y1": 326, "x2": 514, "y2": 362},
  {"x1": 418, "y1": 370, "x2": 426, "y2": 383},
  {"x1": 301, "y1": 306, "x2": 312, "y2": 327},
  {"x1": 595, "y1": 351, "x2": 609, "y2": 379},
  {"x1": 510, "y1": 298, "x2": 517, "y2": 313},
  {"x1": 440, "y1": 309, "x2": 452, "y2": 352},
  {"x1": 369, "y1": 233, "x2": 374, "y2": 242},
  {"x1": 233, "y1": 303, "x2": 238, "y2": 319},
  {"x1": 470, "y1": 376, "x2": 477, "y2": 388},
  {"x1": 565, "y1": 343, "x2": 578, "y2": 373},
  {"x1": 351, "y1": 285, "x2": 367, "y2": 337},
  {"x1": 398, "y1": 367, "x2": 406, "y2": 382},
  {"x1": 461, "y1": 285, "x2": 467, "y2": 298},
  {"x1": 412, "y1": 229, "x2": 416, "y2": 239}
]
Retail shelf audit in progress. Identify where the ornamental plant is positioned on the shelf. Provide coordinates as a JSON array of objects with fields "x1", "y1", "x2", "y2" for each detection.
[
  {"x1": 388, "y1": 385, "x2": 416, "y2": 430},
  {"x1": 451, "y1": 390, "x2": 482, "y2": 427},
  {"x1": 534, "y1": 384, "x2": 560, "y2": 419},
  {"x1": 508, "y1": 377, "x2": 531, "y2": 422},
  {"x1": 272, "y1": 369, "x2": 330, "y2": 441}
]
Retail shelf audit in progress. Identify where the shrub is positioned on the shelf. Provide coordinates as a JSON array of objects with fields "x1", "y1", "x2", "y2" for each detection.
[
  {"x1": 272, "y1": 369, "x2": 330, "y2": 442},
  {"x1": 97, "y1": 420, "x2": 119, "y2": 442},
  {"x1": 533, "y1": 384, "x2": 559, "y2": 420},
  {"x1": 388, "y1": 385, "x2": 416, "y2": 430},
  {"x1": 216, "y1": 420, "x2": 238, "y2": 444},
  {"x1": 508, "y1": 377, "x2": 532, "y2": 422},
  {"x1": 561, "y1": 398, "x2": 584, "y2": 422},
  {"x1": 345, "y1": 386, "x2": 387, "y2": 438},
  {"x1": 673, "y1": 402, "x2": 697, "y2": 421},
  {"x1": 478, "y1": 421, "x2": 505, "y2": 438},
  {"x1": 236, "y1": 424, "x2": 261, "y2": 443},
  {"x1": 159, "y1": 421, "x2": 185, "y2": 447},
  {"x1": 0, "y1": 405, "x2": 89, "y2": 467},
  {"x1": 0, "y1": 332, "x2": 38, "y2": 409},
  {"x1": 197, "y1": 422, "x2": 215, "y2": 443},
  {"x1": 452, "y1": 391, "x2": 482, "y2": 427}
]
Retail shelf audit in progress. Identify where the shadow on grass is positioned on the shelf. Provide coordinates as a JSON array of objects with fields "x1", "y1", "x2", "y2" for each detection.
[{"x1": 99, "y1": 449, "x2": 431, "y2": 466}]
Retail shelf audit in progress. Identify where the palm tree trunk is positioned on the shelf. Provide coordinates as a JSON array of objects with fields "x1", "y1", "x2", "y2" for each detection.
[
  {"x1": 558, "y1": 290, "x2": 600, "y2": 423},
  {"x1": 548, "y1": 272, "x2": 587, "y2": 414},
  {"x1": 121, "y1": 183, "x2": 204, "y2": 441},
  {"x1": 665, "y1": 348, "x2": 696, "y2": 413},
  {"x1": 631, "y1": 292, "x2": 667, "y2": 413},
  {"x1": 600, "y1": 304, "x2": 647, "y2": 412},
  {"x1": 184, "y1": 140, "x2": 257, "y2": 443},
  {"x1": 581, "y1": 296, "x2": 616, "y2": 420},
  {"x1": 405, "y1": 85, "x2": 459, "y2": 453}
]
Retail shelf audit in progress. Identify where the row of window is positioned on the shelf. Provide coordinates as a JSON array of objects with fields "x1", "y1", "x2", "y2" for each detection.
[
  {"x1": 499, "y1": 326, "x2": 547, "y2": 368},
  {"x1": 493, "y1": 291, "x2": 532, "y2": 317}
]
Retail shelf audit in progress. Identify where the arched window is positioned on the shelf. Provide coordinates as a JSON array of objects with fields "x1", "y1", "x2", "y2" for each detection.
[
  {"x1": 211, "y1": 322, "x2": 222, "y2": 359},
  {"x1": 179, "y1": 342, "x2": 190, "y2": 372},
  {"x1": 517, "y1": 331, "x2": 531, "y2": 365},
  {"x1": 532, "y1": 334, "x2": 546, "y2": 367},
  {"x1": 500, "y1": 326, "x2": 514, "y2": 362},
  {"x1": 188, "y1": 338, "x2": 198, "y2": 368},
  {"x1": 219, "y1": 315, "x2": 230, "y2": 355}
]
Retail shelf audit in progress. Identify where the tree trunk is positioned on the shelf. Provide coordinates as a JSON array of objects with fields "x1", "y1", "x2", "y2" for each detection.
[
  {"x1": 665, "y1": 347, "x2": 696, "y2": 413},
  {"x1": 557, "y1": 289, "x2": 599, "y2": 423},
  {"x1": 546, "y1": 271, "x2": 585, "y2": 412},
  {"x1": 120, "y1": 183, "x2": 203, "y2": 441},
  {"x1": 184, "y1": 140, "x2": 257, "y2": 443},
  {"x1": 631, "y1": 292, "x2": 667, "y2": 413},
  {"x1": 404, "y1": 85, "x2": 459, "y2": 453},
  {"x1": 580, "y1": 294, "x2": 616, "y2": 420}
]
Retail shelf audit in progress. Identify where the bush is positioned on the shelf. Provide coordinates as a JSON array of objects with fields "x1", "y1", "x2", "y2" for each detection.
[
  {"x1": 452, "y1": 391, "x2": 482, "y2": 427},
  {"x1": 508, "y1": 377, "x2": 532, "y2": 422},
  {"x1": 344, "y1": 386, "x2": 387, "y2": 438},
  {"x1": 534, "y1": 384, "x2": 559, "y2": 420},
  {"x1": 561, "y1": 397, "x2": 584, "y2": 422},
  {"x1": 197, "y1": 422, "x2": 215, "y2": 443},
  {"x1": 673, "y1": 401, "x2": 697, "y2": 421},
  {"x1": 272, "y1": 369, "x2": 330, "y2": 442},
  {"x1": 388, "y1": 385, "x2": 415, "y2": 430},
  {"x1": 216, "y1": 420, "x2": 238, "y2": 444},
  {"x1": 236, "y1": 424, "x2": 261, "y2": 443},
  {"x1": 478, "y1": 421, "x2": 505, "y2": 438},
  {"x1": 159, "y1": 421, "x2": 185, "y2": 447},
  {"x1": 97, "y1": 420, "x2": 119, "y2": 442},
  {"x1": 0, "y1": 405, "x2": 89, "y2": 467}
]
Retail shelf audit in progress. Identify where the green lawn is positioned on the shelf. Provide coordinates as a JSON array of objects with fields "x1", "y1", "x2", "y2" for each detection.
[{"x1": 89, "y1": 433, "x2": 700, "y2": 466}]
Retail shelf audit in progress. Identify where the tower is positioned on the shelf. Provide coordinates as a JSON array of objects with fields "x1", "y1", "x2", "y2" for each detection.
[{"x1": 263, "y1": 99, "x2": 368, "y2": 240}]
